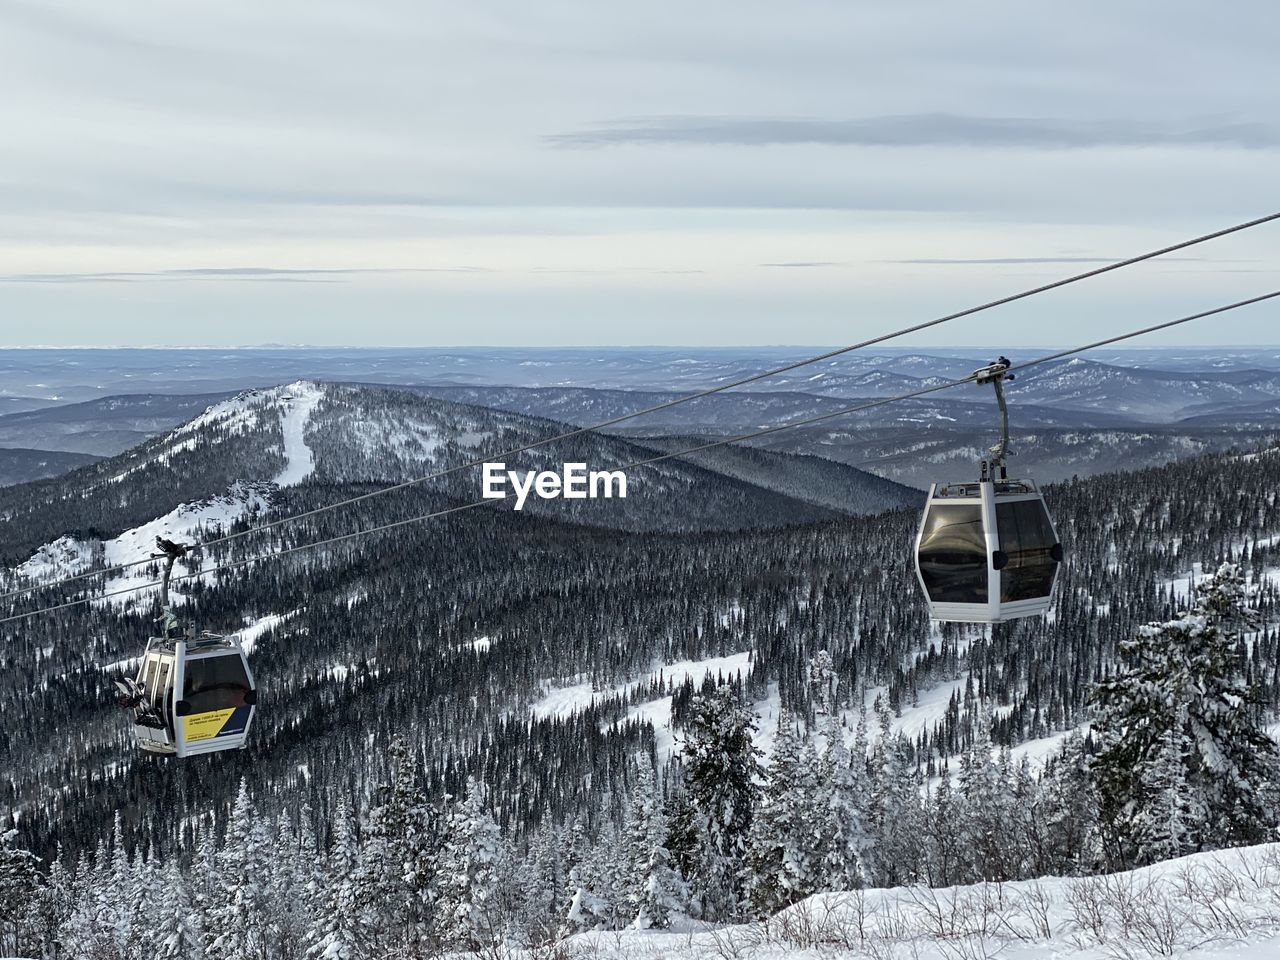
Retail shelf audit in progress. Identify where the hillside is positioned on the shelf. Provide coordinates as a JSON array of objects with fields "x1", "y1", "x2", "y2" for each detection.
[
  {"x1": 0, "y1": 447, "x2": 100, "y2": 486},
  {"x1": 0, "y1": 391, "x2": 234, "y2": 455},
  {"x1": 0, "y1": 396, "x2": 1277, "y2": 959},
  {"x1": 0, "y1": 381, "x2": 926, "y2": 569},
  {"x1": 1, "y1": 437, "x2": 1277, "y2": 869}
]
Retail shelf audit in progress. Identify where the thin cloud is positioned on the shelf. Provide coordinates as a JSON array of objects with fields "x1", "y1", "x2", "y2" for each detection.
[
  {"x1": 547, "y1": 113, "x2": 1280, "y2": 149},
  {"x1": 0, "y1": 266, "x2": 492, "y2": 284},
  {"x1": 760, "y1": 261, "x2": 843, "y2": 268},
  {"x1": 880, "y1": 256, "x2": 1254, "y2": 265}
]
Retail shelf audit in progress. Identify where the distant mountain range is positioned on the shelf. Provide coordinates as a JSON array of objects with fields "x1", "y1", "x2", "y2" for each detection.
[
  {"x1": 3, "y1": 347, "x2": 1280, "y2": 488},
  {"x1": 0, "y1": 382, "x2": 917, "y2": 567}
]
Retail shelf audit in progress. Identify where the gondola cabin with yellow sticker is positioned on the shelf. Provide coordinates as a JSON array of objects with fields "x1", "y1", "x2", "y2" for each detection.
[
  {"x1": 118, "y1": 634, "x2": 257, "y2": 757},
  {"x1": 112, "y1": 536, "x2": 258, "y2": 758}
]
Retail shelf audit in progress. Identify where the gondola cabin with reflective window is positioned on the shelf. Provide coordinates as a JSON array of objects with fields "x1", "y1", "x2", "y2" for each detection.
[
  {"x1": 915, "y1": 477, "x2": 1062, "y2": 623},
  {"x1": 123, "y1": 634, "x2": 257, "y2": 757}
]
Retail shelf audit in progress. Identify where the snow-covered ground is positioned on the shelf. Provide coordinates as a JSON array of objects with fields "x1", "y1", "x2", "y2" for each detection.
[
  {"x1": 237, "y1": 611, "x2": 297, "y2": 654},
  {"x1": 567, "y1": 844, "x2": 1280, "y2": 959},
  {"x1": 531, "y1": 652, "x2": 756, "y2": 758},
  {"x1": 531, "y1": 652, "x2": 755, "y2": 721},
  {"x1": 11, "y1": 487, "x2": 272, "y2": 605}
]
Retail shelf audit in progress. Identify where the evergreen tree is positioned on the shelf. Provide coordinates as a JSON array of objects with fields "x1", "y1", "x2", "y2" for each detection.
[
  {"x1": 622, "y1": 760, "x2": 685, "y2": 929},
  {"x1": 305, "y1": 796, "x2": 366, "y2": 960},
  {"x1": 867, "y1": 699, "x2": 925, "y2": 887},
  {"x1": 35, "y1": 846, "x2": 73, "y2": 959},
  {"x1": 266, "y1": 815, "x2": 310, "y2": 958},
  {"x1": 355, "y1": 737, "x2": 440, "y2": 953},
  {"x1": 816, "y1": 711, "x2": 870, "y2": 892},
  {"x1": 155, "y1": 860, "x2": 206, "y2": 960},
  {"x1": 57, "y1": 852, "x2": 101, "y2": 960},
  {"x1": 1135, "y1": 711, "x2": 1203, "y2": 861},
  {"x1": 1040, "y1": 733, "x2": 1102, "y2": 875},
  {"x1": 957, "y1": 715, "x2": 1015, "y2": 881},
  {"x1": 744, "y1": 711, "x2": 823, "y2": 915},
  {"x1": 208, "y1": 780, "x2": 272, "y2": 960},
  {"x1": 923, "y1": 773, "x2": 962, "y2": 887},
  {"x1": 0, "y1": 828, "x2": 42, "y2": 957},
  {"x1": 669, "y1": 684, "x2": 760, "y2": 921},
  {"x1": 517, "y1": 825, "x2": 565, "y2": 943},
  {"x1": 105, "y1": 816, "x2": 133, "y2": 957},
  {"x1": 438, "y1": 778, "x2": 506, "y2": 951},
  {"x1": 1092, "y1": 563, "x2": 1280, "y2": 866}
]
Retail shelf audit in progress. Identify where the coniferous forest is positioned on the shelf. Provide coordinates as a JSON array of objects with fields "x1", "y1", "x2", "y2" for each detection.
[{"x1": 0, "y1": 386, "x2": 1279, "y2": 959}]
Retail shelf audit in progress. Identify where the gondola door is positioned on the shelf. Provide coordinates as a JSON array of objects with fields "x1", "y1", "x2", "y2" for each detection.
[{"x1": 172, "y1": 646, "x2": 257, "y2": 758}]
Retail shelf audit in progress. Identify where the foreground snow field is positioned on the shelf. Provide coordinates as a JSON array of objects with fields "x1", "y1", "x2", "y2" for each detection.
[{"x1": 564, "y1": 844, "x2": 1280, "y2": 960}]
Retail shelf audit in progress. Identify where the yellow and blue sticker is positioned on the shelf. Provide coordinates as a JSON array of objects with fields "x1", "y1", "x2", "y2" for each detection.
[{"x1": 183, "y1": 706, "x2": 251, "y2": 743}]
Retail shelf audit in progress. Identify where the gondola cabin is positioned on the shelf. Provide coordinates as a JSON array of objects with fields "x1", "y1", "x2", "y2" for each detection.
[
  {"x1": 126, "y1": 634, "x2": 257, "y2": 757},
  {"x1": 915, "y1": 477, "x2": 1062, "y2": 623}
]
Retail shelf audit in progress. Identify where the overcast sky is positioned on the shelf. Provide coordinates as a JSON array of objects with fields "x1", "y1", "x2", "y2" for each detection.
[{"x1": 2, "y1": 1, "x2": 1278, "y2": 347}]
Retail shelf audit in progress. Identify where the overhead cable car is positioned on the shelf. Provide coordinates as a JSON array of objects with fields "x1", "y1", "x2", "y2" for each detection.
[
  {"x1": 914, "y1": 359, "x2": 1063, "y2": 623},
  {"x1": 114, "y1": 537, "x2": 257, "y2": 757}
]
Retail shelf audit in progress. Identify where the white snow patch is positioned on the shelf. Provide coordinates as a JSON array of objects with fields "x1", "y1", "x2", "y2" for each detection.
[
  {"x1": 530, "y1": 651, "x2": 754, "y2": 721},
  {"x1": 13, "y1": 536, "x2": 94, "y2": 581},
  {"x1": 10, "y1": 488, "x2": 270, "y2": 605},
  {"x1": 568, "y1": 843, "x2": 1280, "y2": 960},
  {"x1": 237, "y1": 611, "x2": 297, "y2": 654}
]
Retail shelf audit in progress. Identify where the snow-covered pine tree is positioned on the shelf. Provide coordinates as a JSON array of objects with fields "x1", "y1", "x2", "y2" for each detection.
[
  {"x1": 809, "y1": 650, "x2": 838, "y2": 717},
  {"x1": 668, "y1": 684, "x2": 760, "y2": 921},
  {"x1": 866, "y1": 698, "x2": 925, "y2": 887},
  {"x1": 33, "y1": 845, "x2": 72, "y2": 957},
  {"x1": 265, "y1": 815, "x2": 311, "y2": 958},
  {"x1": 122, "y1": 855, "x2": 161, "y2": 960},
  {"x1": 1092, "y1": 562, "x2": 1280, "y2": 867},
  {"x1": 0, "y1": 828, "x2": 42, "y2": 957},
  {"x1": 56, "y1": 850, "x2": 100, "y2": 959},
  {"x1": 103, "y1": 814, "x2": 133, "y2": 958},
  {"x1": 355, "y1": 737, "x2": 440, "y2": 953},
  {"x1": 511, "y1": 824, "x2": 561, "y2": 945},
  {"x1": 559, "y1": 818, "x2": 600, "y2": 934},
  {"x1": 208, "y1": 780, "x2": 272, "y2": 960},
  {"x1": 154, "y1": 859, "x2": 206, "y2": 960},
  {"x1": 636, "y1": 845, "x2": 686, "y2": 931},
  {"x1": 294, "y1": 800, "x2": 327, "y2": 943},
  {"x1": 744, "y1": 710, "x2": 823, "y2": 916},
  {"x1": 956, "y1": 709, "x2": 1007, "y2": 882},
  {"x1": 622, "y1": 759, "x2": 685, "y2": 929},
  {"x1": 923, "y1": 772, "x2": 963, "y2": 886},
  {"x1": 817, "y1": 710, "x2": 870, "y2": 892},
  {"x1": 1135, "y1": 708, "x2": 1204, "y2": 862},
  {"x1": 1039, "y1": 733, "x2": 1102, "y2": 875},
  {"x1": 305, "y1": 795, "x2": 366, "y2": 960},
  {"x1": 563, "y1": 848, "x2": 614, "y2": 933},
  {"x1": 437, "y1": 777, "x2": 507, "y2": 951}
]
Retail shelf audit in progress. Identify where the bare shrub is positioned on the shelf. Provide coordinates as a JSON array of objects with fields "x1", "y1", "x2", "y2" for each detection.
[
  {"x1": 705, "y1": 921, "x2": 766, "y2": 960},
  {"x1": 907, "y1": 885, "x2": 970, "y2": 941},
  {"x1": 1010, "y1": 880, "x2": 1055, "y2": 941}
]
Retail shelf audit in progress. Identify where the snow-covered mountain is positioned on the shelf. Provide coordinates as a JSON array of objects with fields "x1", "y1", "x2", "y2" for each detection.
[{"x1": 0, "y1": 380, "x2": 919, "y2": 579}]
